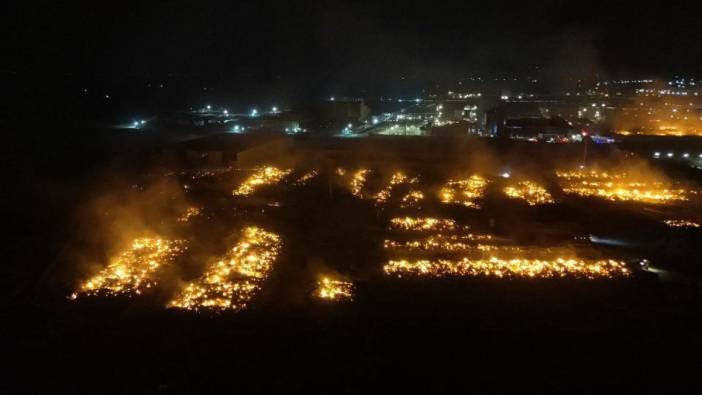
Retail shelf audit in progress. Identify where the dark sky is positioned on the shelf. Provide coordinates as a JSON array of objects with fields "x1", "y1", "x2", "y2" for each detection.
[{"x1": 4, "y1": 1, "x2": 702, "y2": 91}]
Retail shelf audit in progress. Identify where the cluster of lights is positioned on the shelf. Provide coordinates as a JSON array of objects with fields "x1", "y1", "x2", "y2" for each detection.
[
  {"x1": 653, "y1": 151, "x2": 702, "y2": 159},
  {"x1": 232, "y1": 166, "x2": 292, "y2": 196},
  {"x1": 400, "y1": 190, "x2": 424, "y2": 208},
  {"x1": 389, "y1": 217, "x2": 458, "y2": 232},
  {"x1": 557, "y1": 170, "x2": 691, "y2": 203},
  {"x1": 383, "y1": 257, "x2": 630, "y2": 279},
  {"x1": 664, "y1": 219, "x2": 700, "y2": 228},
  {"x1": 315, "y1": 277, "x2": 354, "y2": 301},
  {"x1": 503, "y1": 181, "x2": 555, "y2": 206},
  {"x1": 177, "y1": 207, "x2": 202, "y2": 223},
  {"x1": 168, "y1": 226, "x2": 281, "y2": 311},
  {"x1": 72, "y1": 238, "x2": 187, "y2": 299},
  {"x1": 375, "y1": 172, "x2": 418, "y2": 204},
  {"x1": 439, "y1": 175, "x2": 488, "y2": 208}
]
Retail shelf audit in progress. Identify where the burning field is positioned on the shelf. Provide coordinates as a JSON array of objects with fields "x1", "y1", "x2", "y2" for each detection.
[
  {"x1": 556, "y1": 169, "x2": 695, "y2": 204},
  {"x1": 383, "y1": 258, "x2": 630, "y2": 279},
  {"x1": 67, "y1": 151, "x2": 702, "y2": 314},
  {"x1": 168, "y1": 226, "x2": 282, "y2": 311},
  {"x1": 72, "y1": 238, "x2": 187, "y2": 299}
]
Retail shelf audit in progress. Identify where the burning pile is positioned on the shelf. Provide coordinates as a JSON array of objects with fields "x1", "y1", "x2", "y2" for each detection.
[
  {"x1": 168, "y1": 226, "x2": 282, "y2": 311},
  {"x1": 383, "y1": 235, "x2": 512, "y2": 253},
  {"x1": 400, "y1": 190, "x2": 424, "y2": 208},
  {"x1": 72, "y1": 238, "x2": 187, "y2": 298},
  {"x1": 503, "y1": 181, "x2": 554, "y2": 206},
  {"x1": 389, "y1": 217, "x2": 458, "y2": 232},
  {"x1": 293, "y1": 169, "x2": 319, "y2": 186},
  {"x1": 177, "y1": 206, "x2": 202, "y2": 223},
  {"x1": 233, "y1": 166, "x2": 292, "y2": 196},
  {"x1": 315, "y1": 277, "x2": 354, "y2": 301},
  {"x1": 384, "y1": 257, "x2": 630, "y2": 279},
  {"x1": 349, "y1": 169, "x2": 371, "y2": 197},
  {"x1": 375, "y1": 172, "x2": 419, "y2": 204},
  {"x1": 557, "y1": 170, "x2": 691, "y2": 203},
  {"x1": 664, "y1": 219, "x2": 700, "y2": 228},
  {"x1": 439, "y1": 175, "x2": 488, "y2": 208}
]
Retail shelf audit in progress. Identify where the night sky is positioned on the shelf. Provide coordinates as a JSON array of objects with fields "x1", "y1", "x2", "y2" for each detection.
[{"x1": 4, "y1": 1, "x2": 702, "y2": 95}]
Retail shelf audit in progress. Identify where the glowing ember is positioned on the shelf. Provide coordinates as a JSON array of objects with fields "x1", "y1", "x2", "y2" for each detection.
[
  {"x1": 503, "y1": 181, "x2": 554, "y2": 206},
  {"x1": 389, "y1": 217, "x2": 459, "y2": 232},
  {"x1": 293, "y1": 170, "x2": 319, "y2": 186},
  {"x1": 73, "y1": 238, "x2": 186, "y2": 298},
  {"x1": 664, "y1": 219, "x2": 700, "y2": 228},
  {"x1": 384, "y1": 257, "x2": 630, "y2": 279},
  {"x1": 168, "y1": 226, "x2": 282, "y2": 311},
  {"x1": 375, "y1": 172, "x2": 418, "y2": 204},
  {"x1": 233, "y1": 166, "x2": 292, "y2": 196},
  {"x1": 177, "y1": 206, "x2": 202, "y2": 222},
  {"x1": 557, "y1": 170, "x2": 691, "y2": 203},
  {"x1": 439, "y1": 175, "x2": 488, "y2": 208},
  {"x1": 400, "y1": 190, "x2": 424, "y2": 208},
  {"x1": 315, "y1": 277, "x2": 354, "y2": 301},
  {"x1": 350, "y1": 169, "x2": 371, "y2": 197}
]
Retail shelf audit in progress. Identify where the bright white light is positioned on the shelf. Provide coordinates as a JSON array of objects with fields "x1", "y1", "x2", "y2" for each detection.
[
  {"x1": 140, "y1": 120, "x2": 146, "y2": 124},
  {"x1": 501, "y1": 172, "x2": 511, "y2": 179},
  {"x1": 251, "y1": 108, "x2": 258, "y2": 117},
  {"x1": 415, "y1": 98, "x2": 421, "y2": 103},
  {"x1": 653, "y1": 152, "x2": 660, "y2": 157},
  {"x1": 133, "y1": 121, "x2": 139, "y2": 127},
  {"x1": 206, "y1": 105, "x2": 211, "y2": 110},
  {"x1": 667, "y1": 152, "x2": 674, "y2": 158},
  {"x1": 683, "y1": 153, "x2": 689, "y2": 158},
  {"x1": 330, "y1": 96, "x2": 335, "y2": 101},
  {"x1": 372, "y1": 117, "x2": 379, "y2": 125},
  {"x1": 347, "y1": 123, "x2": 352, "y2": 128},
  {"x1": 223, "y1": 109, "x2": 228, "y2": 115},
  {"x1": 272, "y1": 106, "x2": 278, "y2": 113}
]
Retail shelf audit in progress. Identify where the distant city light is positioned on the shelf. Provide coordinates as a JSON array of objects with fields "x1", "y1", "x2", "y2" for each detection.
[
  {"x1": 206, "y1": 105, "x2": 211, "y2": 110},
  {"x1": 683, "y1": 153, "x2": 689, "y2": 158},
  {"x1": 667, "y1": 152, "x2": 674, "y2": 157},
  {"x1": 653, "y1": 152, "x2": 661, "y2": 158},
  {"x1": 372, "y1": 117, "x2": 379, "y2": 125},
  {"x1": 330, "y1": 96, "x2": 335, "y2": 101},
  {"x1": 223, "y1": 109, "x2": 228, "y2": 115},
  {"x1": 272, "y1": 106, "x2": 278, "y2": 113},
  {"x1": 251, "y1": 108, "x2": 258, "y2": 117},
  {"x1": 501, "y1": 172, "x2": 511, "y2": 178}
]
